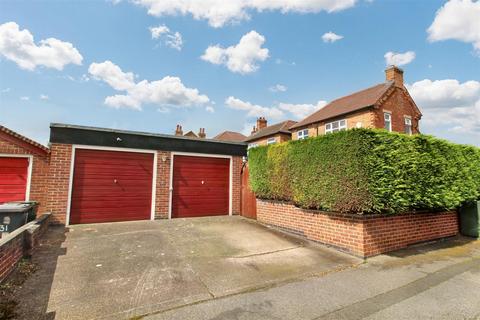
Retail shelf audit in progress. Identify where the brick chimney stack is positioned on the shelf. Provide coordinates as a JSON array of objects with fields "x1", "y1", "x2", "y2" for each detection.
[
  {"x1": 175, "y1": 124, "x2": 183, "y2": 136},
  {"x1": 198, "y1": 128, "x2": 206, "y2": 138},
  {"x1": 385, "y1": 65, "x2": 404, "y2": 87},
  {"x1": 256, "y1": 117, "x2": 267, "y2": 130}
]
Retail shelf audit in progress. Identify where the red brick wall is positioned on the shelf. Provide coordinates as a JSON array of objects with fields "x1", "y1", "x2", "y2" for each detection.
[
  {"x1": 0, "y1": 134, "x2": 50, "y2": 214},
  {"x1": 362, "y1": 212, "x2": 459, "y2": 256},
  {"x1": 257, "y1": 199, "x2": 458, "y2": 257},
  {"x1": 0, "y1": 232, "x2": 24, "y2": 282},
  {"x1": 231, "y1": 156, "x2": 243, "y2": 215},
  {"x1": 0, "y1": 213, "x2": 51, "y2": 283},
  {"x1": 155, "y1": 151, "x2": 171, "y2": 219},
  {"x1": 373, "y1": 87, "x2": 421, "y2": 134},
  {"x1": 46, "y1": 144, "x2": 72, "y2": 224}
]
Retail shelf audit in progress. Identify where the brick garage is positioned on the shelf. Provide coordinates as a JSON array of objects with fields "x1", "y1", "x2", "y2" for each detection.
[
  {"x1": 0, "y1": 126, "x2": 50, "y2": 214},
  {"x1": 257, "y1": 199, "x2": 459, "y2": 257},
  {"x1": 47, "y1": 124, "x2": 246, "y2": 225}
]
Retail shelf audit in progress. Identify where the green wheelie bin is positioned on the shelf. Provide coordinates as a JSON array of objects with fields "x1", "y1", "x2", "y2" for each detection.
[{"x1": 459, "y1": 200, "x2": 480, "y2": 238}]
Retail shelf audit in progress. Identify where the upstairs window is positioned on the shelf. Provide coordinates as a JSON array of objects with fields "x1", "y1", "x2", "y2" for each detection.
[
  {"x1": 404, "y1": 117, "x2": 412, "y2": 135},
  {"x1": 267, "y1": 137, "x2": 276, "y2": 145},
  {"x1": 384, "y1": 112, "x2": 392, "y2": 132},
  {"x1": 248, "y1": 143, "x2": 258, "y2": 149},
  {"x1": 297, "y1": 129, "x2": 309, "y2": 140},
  {"x1": 325, "y1": 119, "x2": 347, "y2": 134}
]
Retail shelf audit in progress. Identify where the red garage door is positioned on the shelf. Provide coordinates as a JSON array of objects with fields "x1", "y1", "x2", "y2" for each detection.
[
  {"x1": 172, "y1": 155, "x2": 230, "y2": 218},
  {"x1": 0, "y1": 157, "x2": 29, "y2": 203},
  {"x1": 70, "y1": 149, "x2": 154, "y2": 224}
]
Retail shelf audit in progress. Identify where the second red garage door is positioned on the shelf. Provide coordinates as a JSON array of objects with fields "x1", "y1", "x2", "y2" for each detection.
[
  {"x1": 172, "y1": 155, "x2": 230, "y2": 218},
  {"x1": 70, "y1": 149, "x2": 154, "y2": 224}
]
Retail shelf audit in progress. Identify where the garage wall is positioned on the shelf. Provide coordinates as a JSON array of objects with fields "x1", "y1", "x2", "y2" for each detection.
[
  {"x1": 46, "y1": 144, "x2": 72, "y2": 224},
  {"x1": 155, "y1": 151, "x2": 171, "y2": 219},
  {"x1": 231, "y1": 156, "x2": 242, "y2": 215},
  {"x1": 47, "y1": 144, "x2": 243, "y2": 223},
  {"x1": 0, "y1": 133, "x2": 50, "y2": 214}
]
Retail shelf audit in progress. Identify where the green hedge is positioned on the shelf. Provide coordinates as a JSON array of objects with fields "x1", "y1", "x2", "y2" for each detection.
[{"x1": 248, "y1": 129, "x2": 480, "y2": 214}]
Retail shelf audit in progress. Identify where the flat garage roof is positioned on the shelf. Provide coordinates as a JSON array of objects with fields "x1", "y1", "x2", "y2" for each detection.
[{"x1": 49, "y1": 123, "x2": 247, "y2": 156}]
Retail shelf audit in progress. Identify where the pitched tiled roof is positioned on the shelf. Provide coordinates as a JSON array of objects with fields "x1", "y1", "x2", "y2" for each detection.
[
  {"x1": 245, "y1": 120, "x2": 297, "y2": 142},
  {"x1": 290, "y1": 82, "x2": 394, "y2": 129},
  {"x1": 0, "y1": 125, "x2": 49, "y2": 154},
  {"x1": 213, "y1": 131, "x2": 247, "y2": 142}
]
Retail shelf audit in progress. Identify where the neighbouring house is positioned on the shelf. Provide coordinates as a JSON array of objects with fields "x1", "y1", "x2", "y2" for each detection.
[
  {"x1": 290, "y1": 66, "x2": 422, "y2": 139},
  {"x1": 245, "y1": 117, "x2": 297, "y2": 148},
  {"x1": 46, "y1": 123, "x2": 246, "y2": 225},
  {"x1": 213, "y1": 131, "x2": 247, "y2": 142},
  {"x1": 0, "y1": 125, "x2": 50, "y2": 213},
  {"x1": 174, "y1": 125, "x2": 207, "y2": 138}
]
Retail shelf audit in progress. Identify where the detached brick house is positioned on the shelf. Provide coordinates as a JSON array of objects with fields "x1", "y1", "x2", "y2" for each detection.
[
  {"x1": 245, "y1": 117, "x2": 297, "y2": 148},
  {"x1": 290, "y1": 66, "x2": 422, "y2": 139},
  {"x1": 213, "y1": 131, "x2": 247, "y2": 142}
]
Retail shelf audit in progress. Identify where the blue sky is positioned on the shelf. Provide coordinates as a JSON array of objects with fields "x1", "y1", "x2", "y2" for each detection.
[{"x1": 0, "y1": 0, "x2": 479, "y2": 146}]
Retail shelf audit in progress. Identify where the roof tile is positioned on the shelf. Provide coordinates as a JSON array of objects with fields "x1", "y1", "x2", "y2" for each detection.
[{"x1": 291, "y1": 82, "x2": 393, "y2": 129}]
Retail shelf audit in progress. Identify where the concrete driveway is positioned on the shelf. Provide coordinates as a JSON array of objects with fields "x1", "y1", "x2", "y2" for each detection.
[{"x1": 13, "y1": 216, "x2": 361, "y2": 319}]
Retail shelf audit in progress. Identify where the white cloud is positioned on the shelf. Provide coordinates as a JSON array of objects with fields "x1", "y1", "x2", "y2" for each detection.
[
  {"x1": 428, "y1": 0, "x2": 480, "y2": 54},
  {"x1": 1, "y1": 88, "x2": 11, "y2": 93},
  {"x1": 225, "y1": 96, "x2": 327, "y2": 120},
  {"x1": 202, "y1": 31, "x2": 269, "y2": 74},
  {"x1": 205, "y1": 106, "x2": 215, "y2": 113},
  {"x1": 407, "y1": 78, "x2": 480, "y2": 137},
  {"x1": 40, "y1": 94, "x2": 49, "y2": 100},
  {"x1": 149, "y1": 25, "x2": 169, "y2": 38},
  {"x1": 0, "y1": 22, "x2": 83, "y2": 71},
  {"x1": 269, "y1": 84, "x2": 287, "y2": 92},
  {"x1": 149, "y1": 25, "x2": 183, "y2": 50},
  {"x1": 226, "y1": 96, "x2": 284, "y2": 119},
  {"x1": 88, "y1": 60, "x2": 136, "y2": 91},
  {"x1": 278, "y1": 100, "x2": 327, "y2": 119},
  {"x1": 131, "y1": 0, "x2": 357, "y2": 28},
  {"x1": 322, "y1": 31, "x2": 344, "y2": 43},
  {"x1": 20, "y1": 96, "x2": 29, "y2": 101},
  {"x1": 88, "y1": 60, "x2": 210, "y2": 111},
  {"x1": 384, "y1": 51, "x2": 415, "y2": 66}
]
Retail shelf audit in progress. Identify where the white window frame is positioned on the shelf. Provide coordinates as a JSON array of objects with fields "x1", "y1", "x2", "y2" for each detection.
[
  {"x1": 325, "y1": 119, "x2": 347, "y2": 134},
  {"x1": 404, "y1": 117, "x2": 412, "y2": 135},
  {"x1": 297, "y1": 129, "x2": 309, "y2": 140},
  {"x1": 267, "y1": 137, "x2": 276, "y2": 145},
  {"x1": 384, "y1": 112, "x2": 392, "y2": 132},
  {"x1": 247, "y1": 143, "x2": 258, "y2": 149}
]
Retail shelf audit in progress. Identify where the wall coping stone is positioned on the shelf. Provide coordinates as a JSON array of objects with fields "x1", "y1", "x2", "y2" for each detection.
[{"x1": 257, "y1": 199, "x2": 457, "y2": 219}]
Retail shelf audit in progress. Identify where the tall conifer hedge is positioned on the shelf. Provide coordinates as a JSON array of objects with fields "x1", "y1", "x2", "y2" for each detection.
[{"x1": 248, "y1": 129, "x2": 480, "y2": 214}]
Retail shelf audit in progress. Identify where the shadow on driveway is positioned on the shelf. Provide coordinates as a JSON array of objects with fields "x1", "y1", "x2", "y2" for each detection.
[{"x1": 10, "y1": 226, "x2": 67, "y2": 320}]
